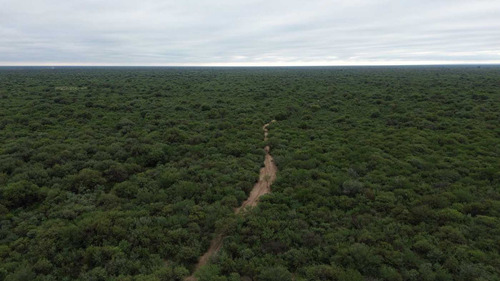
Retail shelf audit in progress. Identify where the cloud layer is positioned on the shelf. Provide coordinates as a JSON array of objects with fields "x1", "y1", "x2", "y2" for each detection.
[{"x1": 1, "y1": 0, "x2": 499, "y2": 65}]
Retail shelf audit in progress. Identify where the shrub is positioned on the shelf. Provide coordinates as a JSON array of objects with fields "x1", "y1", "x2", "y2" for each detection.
[
  {"x1": 257, "y1": 266, "x2": 292, "y2": 281},
  {"x1": 342, "y1": 180, "x2": 364, "y2": 196},
  {"x1": 111, "y1": 181, "x2": 138, "y2": 199},
  {"x1": 69, "y1": 168, "x2": 105, "y2": 193},
  {"x1": 1, "y1": 180, "x2": 42, "y2": 208}
]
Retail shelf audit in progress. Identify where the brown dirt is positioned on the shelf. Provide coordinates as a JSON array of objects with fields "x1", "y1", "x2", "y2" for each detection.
[
  {"x1": 236, "y1": 120, "x2": 277, "y2": 213},
  {"x1": 184, "y1": 234, "x2": 224, "y2": 281},
  {"x1": 184, "y1": 120, "x2": 277, "y2": 281}
]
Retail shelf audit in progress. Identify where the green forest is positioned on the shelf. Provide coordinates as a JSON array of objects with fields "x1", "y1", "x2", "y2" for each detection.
[{"x1": 0, "y1": 66, "x2": 499, "y2": 281}]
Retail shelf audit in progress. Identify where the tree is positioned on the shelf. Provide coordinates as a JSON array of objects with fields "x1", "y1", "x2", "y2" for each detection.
[
  {"x1": 1, "y1": 180, "x2": 41, "y2": 208},
  {"x1": 257, "y1": 266, "x2": 292, "y2": 281}
]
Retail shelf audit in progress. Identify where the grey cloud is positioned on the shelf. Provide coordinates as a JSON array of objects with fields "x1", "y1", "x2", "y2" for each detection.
[{"x1": 0, "y1": 0, "x2": 499, "y2": 65}]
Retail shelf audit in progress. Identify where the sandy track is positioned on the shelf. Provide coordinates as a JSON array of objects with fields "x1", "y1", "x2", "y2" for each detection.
[
  {"x1": 184, "y1": 234, "x2": 224, "y2": 281},
  {"x1": 236, "y1": 120, "x2": 277, "y2": 213},
  {"x1": 184, "y1": 120, "x2": 277, "y2": 280}
]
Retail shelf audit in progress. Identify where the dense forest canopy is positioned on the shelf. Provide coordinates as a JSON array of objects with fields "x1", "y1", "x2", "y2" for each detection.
[{"x1": 0, "y1": 66, "x2": 499, "y2": 281}]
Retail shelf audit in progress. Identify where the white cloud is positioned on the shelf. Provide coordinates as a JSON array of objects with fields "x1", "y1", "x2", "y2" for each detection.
[{"x1": 0, "y1": 0, "x2": 499, "y2": 65}]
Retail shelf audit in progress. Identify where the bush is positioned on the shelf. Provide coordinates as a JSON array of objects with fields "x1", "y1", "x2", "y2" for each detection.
[
  {"x1": 342, "y1": 180, "x2": 364, "y2": 196},
  {"x1": 111, "y1": 181, "x2": 138, "y2": 199},
  {"x1": 257, "y1": 266, "x2": 292, "y2": 281},
  {"x1": 1, "y1": 180, "x2": 41, "y2": 208},
  {"x1": 4, "y1": 267, "x2": 36, "y2": 281},
  {"x1": 69, "y1": 168, "x2": 105, "y2": 193}
]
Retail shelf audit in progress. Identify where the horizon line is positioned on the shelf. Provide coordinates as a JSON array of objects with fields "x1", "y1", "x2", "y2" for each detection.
[
  {"x1": 1, "y1": 63, "x2": 500, "y2": 68},
  {"x1": 2, "y1": 59, "x2": 500, "y2": 68}
]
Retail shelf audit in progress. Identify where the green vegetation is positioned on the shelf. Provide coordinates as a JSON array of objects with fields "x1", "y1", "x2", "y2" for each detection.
[{"x1": 1, "y1": 66, "x2": 499, "y2": 280}]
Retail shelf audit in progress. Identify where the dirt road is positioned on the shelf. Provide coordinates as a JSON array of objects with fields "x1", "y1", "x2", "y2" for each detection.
[
  {"x1": 184, "y1": 120, "x2": 277, "y2": 280},
  {"x1": 236, "y1": 120, "x2": 277, "y2": 213}
]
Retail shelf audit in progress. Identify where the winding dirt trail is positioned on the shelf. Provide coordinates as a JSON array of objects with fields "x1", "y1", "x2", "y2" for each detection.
[
  {"x1": 236, "y1": 120, "x2": 277, "y2": 213},
  {"x1": 184, "y1": 120, "x2": 277, "y2": 281}
]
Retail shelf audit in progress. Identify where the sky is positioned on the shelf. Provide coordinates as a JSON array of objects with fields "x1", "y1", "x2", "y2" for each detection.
[{"x1": 1, "y1": 0, "x2": 500, "y2": 66}]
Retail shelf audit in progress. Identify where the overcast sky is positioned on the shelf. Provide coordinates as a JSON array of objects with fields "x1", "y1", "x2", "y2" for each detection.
[{"x1": 1, "y1": 0, "x2": 499, "y2": 66}]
